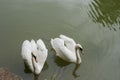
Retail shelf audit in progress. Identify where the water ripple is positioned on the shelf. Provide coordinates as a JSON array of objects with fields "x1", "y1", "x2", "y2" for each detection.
[{"x1": 88, "y1": 0, "x2": 120, "y2": 30}]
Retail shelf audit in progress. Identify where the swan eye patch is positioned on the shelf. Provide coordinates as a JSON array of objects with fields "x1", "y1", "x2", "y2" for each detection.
[{"x1": 80, "y1": 48, "x2": 83, "y2": 51}]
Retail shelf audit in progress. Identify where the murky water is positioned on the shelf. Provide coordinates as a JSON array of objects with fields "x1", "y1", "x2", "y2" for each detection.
[{"x1": 0, "y1": 0, "x2": 120, "y2": 80}]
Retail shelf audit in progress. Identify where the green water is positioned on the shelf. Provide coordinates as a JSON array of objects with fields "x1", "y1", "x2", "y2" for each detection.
[{"x1": 0, "y1": 0, "x2": 120, "y2": 80}]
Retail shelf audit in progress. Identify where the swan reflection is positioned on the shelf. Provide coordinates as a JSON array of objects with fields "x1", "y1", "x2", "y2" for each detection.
[{"x1": 53, "y1": 56, "x2": 81, "y2": 78}]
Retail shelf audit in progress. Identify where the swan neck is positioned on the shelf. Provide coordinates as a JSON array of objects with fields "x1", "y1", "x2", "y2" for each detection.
[{"x1": 75, "y1": 46, "x2": 80, "y2": 64}]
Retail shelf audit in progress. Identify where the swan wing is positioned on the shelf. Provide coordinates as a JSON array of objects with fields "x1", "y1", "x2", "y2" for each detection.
[
  {"x1": 60, "y1": 47, "x2": 76, "y2": 62},
  {"x1": 37, "y1": 39, "x2": 48, "y2": 62},
  {"x1": 51, "y1": 38, "x2": 76, "y2": 62},
  {"x1": 51, "y1": 38, "x2": 64, "y2": 51},
  {"x1": 21, "y1": 40, "x2": 34, "y2": 71},
  {"x1": 51, "y1": 38, "x2": 65, "y2": 56},
  {"x1": 59, "y1": 34, "x2": 76, "y2": 52},
  {"x1": 59, "y1": 34, "x2": 76, "y2": 44},
  {"x1": 37, "y1": 39, "x2": 48, "y2": 60},
  {"x1": 37, "y1": 39, "x2": 47, "y2": 51},
  {"x1": 32, "y1": 39, "x2": 48, "y2": 74},
  {"x1": 21, "y1": 40, "x2": 32, "y2": 60},
  {"x1": 30, "y1": 39, "x2": 37, "y2": 51}
]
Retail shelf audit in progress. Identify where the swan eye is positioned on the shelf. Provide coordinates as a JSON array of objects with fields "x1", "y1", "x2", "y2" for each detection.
[
  {"x1": 79, "y1": 48, "x2": 83, "y2": 51},
  {"x1": 79, "y1": 47, "x2": 84, "y2": 55},
  {"x1": 32, "y1": 54, "x2": 36, "y2": 59}
]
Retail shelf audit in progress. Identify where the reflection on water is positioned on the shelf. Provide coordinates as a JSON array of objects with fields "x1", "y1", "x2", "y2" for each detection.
[
  {"x1": 88, "y1": 0, "x2": 120, "y2": 30},
  {"x1": 23, "y1": 62, "x2": 48, "y2": 80},
  {"x1": 24, "y1": 62, "x2": 48, "y2": 74},
  {"x1": 54, "y1": 56, "x2": 70, "y2": 67},
  {"x1": 72, "y1": 64, "x2": 80, "y2": 78},
  {"x1": 54, "y1": 56, "x2": 81, "y2": 78}
]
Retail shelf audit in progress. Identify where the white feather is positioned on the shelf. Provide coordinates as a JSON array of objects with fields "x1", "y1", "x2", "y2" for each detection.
[
  {"x1": 51, "y1": 35, "x2": 83, "y2": 64},
  {"x1": 21, "y1": 39, "x2": 48, "y2": 75}
]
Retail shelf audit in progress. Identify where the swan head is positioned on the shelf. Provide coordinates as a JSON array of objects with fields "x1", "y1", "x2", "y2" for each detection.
[
  {"x1": 76, "y1": 44, "x2": 84, "y2": 55},
  {"x1": 74, "y1": 44, "x2": 84, "y2": 64},
  {"x1": 31, "y1": 51, "x2": 38, "y2": 63}
]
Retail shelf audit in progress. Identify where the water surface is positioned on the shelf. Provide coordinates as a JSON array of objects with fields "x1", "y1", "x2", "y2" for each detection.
[{"x1": 0, "y1": 0, "x2": 120, "y2": 80}]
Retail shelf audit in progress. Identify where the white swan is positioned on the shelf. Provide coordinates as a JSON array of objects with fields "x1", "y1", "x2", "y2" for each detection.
[
  {"x1": 21, "y1": 39, "x2": 48, "y2": 75},
  {"x1": 51, "y1": 34, "x2": 83, "y2": 64}
]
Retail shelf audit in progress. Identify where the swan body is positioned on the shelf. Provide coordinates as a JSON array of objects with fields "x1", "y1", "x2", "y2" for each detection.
[
  {"x1": 51, "y1": 35, "x2": 83, "y2": 64},
  {"x1": 21, "y1": 39, "x2": 48, "y2": 75}
]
